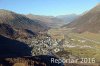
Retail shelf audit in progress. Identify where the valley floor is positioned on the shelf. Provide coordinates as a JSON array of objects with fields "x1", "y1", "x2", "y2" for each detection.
[{"x1": 47, "y1": 28, "x2": 100, "y2": 65}]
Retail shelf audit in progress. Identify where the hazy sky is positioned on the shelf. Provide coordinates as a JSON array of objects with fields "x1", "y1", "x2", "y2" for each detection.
[{"x1": 0, "y1": 0, "x2": 100, "y2": 16}]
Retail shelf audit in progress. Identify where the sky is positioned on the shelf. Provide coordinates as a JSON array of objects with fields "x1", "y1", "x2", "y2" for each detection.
[{"x1": 0, "y1": 0, "x2": 100, "y2": 16}]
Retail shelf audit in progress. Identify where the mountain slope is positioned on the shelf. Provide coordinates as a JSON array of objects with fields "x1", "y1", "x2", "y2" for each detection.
[
  {"x1": 64, "y1": 4, "x2": 100, "y2": 33},
  {"x1": 0, "y1": 23, "x2": 38, "y2": 39},
  {"x1": 0, "y1": 9, "x2": 47, "y2": 32}
]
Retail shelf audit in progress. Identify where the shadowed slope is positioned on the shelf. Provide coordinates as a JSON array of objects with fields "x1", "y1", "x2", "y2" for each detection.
[{"x1": 0, "y1": 35, "x2": 32, "y2": 57}]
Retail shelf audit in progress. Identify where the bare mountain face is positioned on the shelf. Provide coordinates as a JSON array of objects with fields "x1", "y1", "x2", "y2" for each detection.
[
  {"x1": 63, "y1": 4, "x2": 100, "y2": 33},
  {"x1": 0, "y1": 9, "x2": 48, "y2": 38}
]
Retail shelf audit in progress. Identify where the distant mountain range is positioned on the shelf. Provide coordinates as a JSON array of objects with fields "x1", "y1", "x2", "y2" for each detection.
[
  {"x1": 26, "y1": 14, "x2": 79, "y2": 28},
  {"x1": 56, "y1": 14, "x2": 79, "y2": 24},
  {"x1": 63, "y1": 3, "x2": 100, "y2": 33}
]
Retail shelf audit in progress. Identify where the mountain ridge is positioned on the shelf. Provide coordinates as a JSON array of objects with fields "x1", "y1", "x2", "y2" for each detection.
[{"x1": 63, "y1": 4, "x2": 100, "y2": 33}]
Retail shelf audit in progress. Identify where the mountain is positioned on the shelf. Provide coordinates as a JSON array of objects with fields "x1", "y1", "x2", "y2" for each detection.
[
  {"x1": 63, "y1": 4, "x2": 100, "y2": 33},
  {"x1": 0, "y1": 9, "x2": 48, "y2": 32},
  {"x1": 0, "y1": 9, "x2": 49, "y2": 38}
]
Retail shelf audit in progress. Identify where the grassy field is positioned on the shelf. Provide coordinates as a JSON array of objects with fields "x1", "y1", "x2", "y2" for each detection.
[
  {"x1": 48, "y1": 28, "x2": 100, "y2": 63},
  {"x1": 78, "y1": 32, "x2": 100, "y2": 42}
]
